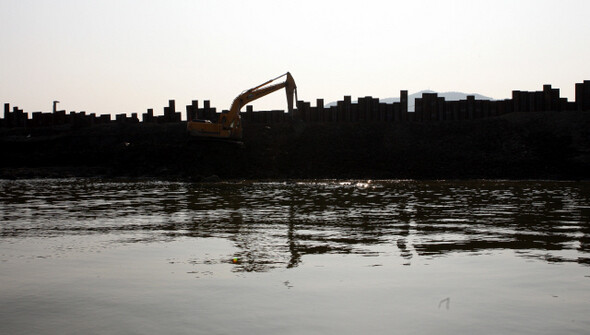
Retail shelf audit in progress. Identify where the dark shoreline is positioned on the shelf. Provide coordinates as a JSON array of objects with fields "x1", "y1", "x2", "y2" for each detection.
[{"x1": 2, "y1": 110, "x2": 589, "y2": 181}]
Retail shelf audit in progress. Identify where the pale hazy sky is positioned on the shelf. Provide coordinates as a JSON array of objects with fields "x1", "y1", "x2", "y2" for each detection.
[{"x1": 1, "y1": 0, "x2": 589, "y2": 117}]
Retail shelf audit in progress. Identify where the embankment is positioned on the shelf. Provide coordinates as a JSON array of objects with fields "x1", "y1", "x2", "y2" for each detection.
[{"x1": 1, "y1": 110, "x2": 589, "y2": 180}]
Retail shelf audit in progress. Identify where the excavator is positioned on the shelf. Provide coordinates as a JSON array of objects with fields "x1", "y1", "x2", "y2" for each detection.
[{"x1": 187, "y1": 72, "x2": 297, "y2": 140}]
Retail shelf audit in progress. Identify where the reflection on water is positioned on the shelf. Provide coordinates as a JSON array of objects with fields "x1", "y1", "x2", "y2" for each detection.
[
  {"x1": 2, "y1": 179, "x2": 590, "y2": 335},
  {"x1": 1, "y1": 179, "x2": 589, "y2": 269}
]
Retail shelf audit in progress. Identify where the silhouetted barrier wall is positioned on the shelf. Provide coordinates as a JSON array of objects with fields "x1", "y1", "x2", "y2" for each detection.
[
  {"x1": 291, "y1": 82, "x2": 588, "y2": 123},
  {"x1": 2, "y1": 81, "x2": 590, "y2": 129},
  {"x1": 577, "y1": 80, "x2": 590, "y2": 111}
]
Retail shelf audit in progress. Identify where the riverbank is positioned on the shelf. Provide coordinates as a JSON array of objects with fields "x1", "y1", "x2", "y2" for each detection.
[{"x1": 1, "y1": 110, "x2": 589, "y2": 180}]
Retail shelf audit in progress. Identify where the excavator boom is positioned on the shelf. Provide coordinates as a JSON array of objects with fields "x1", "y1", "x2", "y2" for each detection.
[{"x1": 187, "y1": 72, "x2": 297, "y2": 140}]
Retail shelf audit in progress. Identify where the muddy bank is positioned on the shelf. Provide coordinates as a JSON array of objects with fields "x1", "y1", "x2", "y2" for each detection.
[{"x1": 1, "y1": 111, "x2": 589, "y2": 180}]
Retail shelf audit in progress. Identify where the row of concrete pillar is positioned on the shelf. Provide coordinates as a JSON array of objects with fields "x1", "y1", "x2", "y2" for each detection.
[{"x1": 2, "y1": 81, "x2": 590, "y2": 129}]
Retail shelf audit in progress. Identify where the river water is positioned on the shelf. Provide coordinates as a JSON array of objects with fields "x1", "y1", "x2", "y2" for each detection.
[{"x1": 1, "y1": 179, "x2": 589, "y2": 334}]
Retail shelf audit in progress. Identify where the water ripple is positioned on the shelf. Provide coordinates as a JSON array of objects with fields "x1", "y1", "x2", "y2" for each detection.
[{"x1": 1, "y1": 179, "x2": 589, "y2": 269}]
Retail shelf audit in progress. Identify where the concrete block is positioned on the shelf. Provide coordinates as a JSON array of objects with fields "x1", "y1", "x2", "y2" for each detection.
[
  {"x1": 543, "y1": 85, "x2": 553, "y2": 111},
  {"x1": 12, "y1": 107, "x2": 26, "y2": 127},
  {"x1": 379, "y1": 103, "x2": 387, "y2": 122},
  {"x1": 371, "y1": 97, "x2": 379, "y2": 122},
  {"x1": 358, "y1": 97, "x2": 369, "y2": 121},
  {"x1": 316, "y1": 99, "x2": 324, "y2": 109},
  {"x1": 505, "y1": 99, "x2": 514, "y2": 114},
  {"x1": 116, "y1": 114, "x2": 127, "y2": 123},
  {"x1": 444, "y1": 102, "x2": 452, "y2": 121},
  {"x1": 248, "y1": 110, "x2": 257, "y2": 123},
  {"x1": 308, "y1": 107, "x2": 317, "y2": 122},
  {"x1": 39, "y1": 112, "x2": 53, "y2": 126},
  {"x1": 245, "y1": 105, "x2": 253, "y2": 121},
  {"x1": 316, "y1": 99, "x2": 324, "y2": 122},
  {"x1": 54, "y1": 110, "x2": 66, "y2": 125},
  {"x1": 163, "y1": 107, "x2": 170, "y2": 122},
  {"x1": 474, "y1": 100, "x2": 483, "y2": 119},
  {"x1": 203, "y1": 100, "x2": 215, "y2": 121},
  {"x1": 189, "y1": 100, "x2": 198, "y2": 120},
  {"x1": 351, "y1": 104, "x2": 358, "y2": 122},
  {"x1": 437, "y1": 97, "x2": 445, "y2": 121},
  {"x1": 467, "y1": 96, "x2": 475, "y2": 119},
  {"x1": 385, "y1": 103, "x2": 394, "y2": 122},
  {"x1": 14, "y1": 110, "x2": 28, "y2": 128},
  {"x1": 497, "y1": 100, "x2": 506, "y2": 115},
  {"x1": 421, "y1": 93, "x2": 438, "y2": 122},
  {"x1": 99, "y1": 115, "x2": 111, "y2": 123},
  {"x1": 264, "y1": 110, "x2": 271, "y2": 123},
  {"x1": 304, "y1": 102, "x2": 311, "y2": 122},
  {"x1": 414, "y1": 98, "x2": 423, "y2": 122},
  {"x1": 294, "y1": 100, "x2": 303, "y2": 120},
  {"x1": 280, "y1": 110, "x2": 287, "y2": 123},
  {"x1": 343, "y1": 96, "x2": 352, "y2": 122},
  {"x1": 534, "y1": 91, "x2": 544, "y2": 112},
  {"x1": 334, "y1": 101, "x2": 344, "y2": 122},
  {"x1": 393, "y1": 103, "x2": 401, "y2": 122},
  {"x1": 512, "y1": 90, "x2": 521, "y2": 112},
  {"x1": 576, "y1": 81, "x2": 590, "y2": 111},
  {"x1": 400, "y1": 90, "x2": 408, "y2": 114},
  {"x1": 185, "y1": 105, "x2": 193, "y2": 122},
  {"x1": 522, "y1": 92, "x2": 533, "y2": 112},
  {"x1": 454, "y1": 101, "x2": 462, "y2": 120},
  {"x1": 551, "y1": 88, "x2": 560, "y2": 111},
  {"x1": 459, "y1": 100, "x2": 467, "y2": 120},
  {"x1": 322, "y1": 106, "x2": 330, "y2": 122},
  {"x1": 482, "y1": 100, "x2": 491, "y2": 118},
  {"x1": 331, "y1": 102, "x2": 339, "y2": 122},
  {"x1": 143, "y1": 108, "x2": 154, "y2": 123},
  {"x1": 32, "y1": 112, "x2": 43, "y2": 127}
]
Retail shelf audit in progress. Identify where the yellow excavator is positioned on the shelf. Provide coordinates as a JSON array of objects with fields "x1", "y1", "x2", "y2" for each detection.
[{"x1": 187, "y1": 72, "x2": 297, "y2": 140}]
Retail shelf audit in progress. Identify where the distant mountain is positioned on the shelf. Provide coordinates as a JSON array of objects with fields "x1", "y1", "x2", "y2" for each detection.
[{"x1": 326, "y1": 90, "x2": 494, "y2": 112}]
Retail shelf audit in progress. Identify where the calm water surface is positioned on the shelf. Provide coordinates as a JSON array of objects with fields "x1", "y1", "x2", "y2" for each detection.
[{"x1": 1, "y1": 179, "x2": 589, "y2": 334}]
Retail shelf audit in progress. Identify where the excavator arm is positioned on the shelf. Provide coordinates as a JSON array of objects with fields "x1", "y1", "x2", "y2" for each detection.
[
  {"x1": 187, "y1": 72, "x2": 297, "y2": 140},
  {"x1": 221, "y1": 72, "x2": 297, "y2": 128}
]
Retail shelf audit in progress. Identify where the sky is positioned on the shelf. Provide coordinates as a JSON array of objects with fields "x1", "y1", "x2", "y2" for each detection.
[{"x1": 1, "y1": 0, "x2": 589, "y2": 118}]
